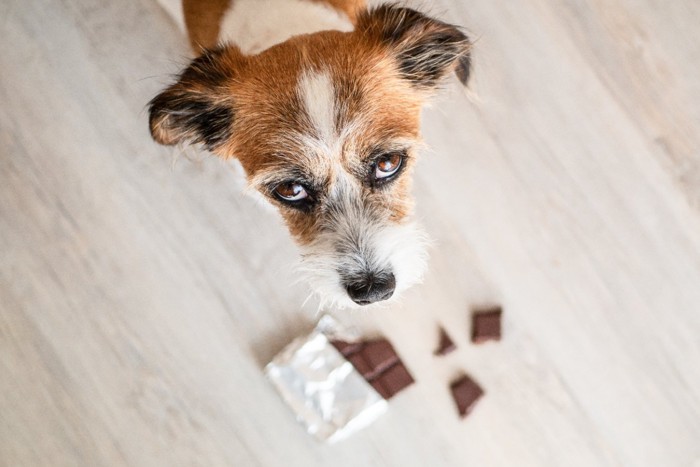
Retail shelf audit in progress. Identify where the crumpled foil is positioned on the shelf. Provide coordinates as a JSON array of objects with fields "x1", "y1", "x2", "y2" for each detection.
[{"x1": 265, "y1": 316, "x2": 387, "y2": 442}]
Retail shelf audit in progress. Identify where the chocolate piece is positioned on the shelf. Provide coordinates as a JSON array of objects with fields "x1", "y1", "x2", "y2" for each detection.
[
  {"x1": 434, "y1": 327, "x2": 456, "y2": 355},
  {"x1": 370, "y1": 362, "x2": 414, "y2": 399},
  {"x1": 330, "y1": 339, "x2": 362, "y2": 357},
  {"x1": 369, "y1": 379, "x2": 392, "y2": 400},
  {"x1": 346, "y1": 352, "x2": 373, "y2": 378},
  {"x1": 471, "y1": 307, "x2": 502, "y2": 343},
  {"x1": 450, "y1": 374, "x2": 484, "y2": 418},
  {"x1": 338, "y1": 337, "x2": 414, "y2": 400},
  {"x1": 362, "y1": 339, "x2": 400, "y2": 378}
]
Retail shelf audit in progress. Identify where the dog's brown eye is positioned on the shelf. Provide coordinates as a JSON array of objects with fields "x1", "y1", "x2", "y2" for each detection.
[
  {"x1": 375, "y1": 153, "x2": 403, "y2": 179},
  {"x1": 274, "y1": 182, "x2": 308, "y2": 201}
]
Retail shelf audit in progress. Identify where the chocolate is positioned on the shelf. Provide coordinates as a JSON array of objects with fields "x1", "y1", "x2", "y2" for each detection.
[
  {"x1": 346, "y1": 352, "x2": 373, "y2": 378},
  {"x1": 471, "y1": 307, "x2": 502, "y2": 343},
  {"x1": 332, "y1": 338, "x2": 414, "y2": 400},
  {"x1": 266, "y1": 316, "x2": 388, "y2": 442},
  {"x1": 369, "y1": 379, "x2": 391, "y2": 399},
  {"x1": 362, "y1": 339, "x2": 400, "y2": 377},
  {"x1": 450, "y1": 374, "x2": 484, "y2": 418},
  {"x1": 370, "y1": 362, "x2": 414, "y2": 399},
  {"x1": 434, "y1": 327, "x2": 456, "y2": 355},
  {"x1": 330, "y1": 339, "x2": 362, "y2": 357}
]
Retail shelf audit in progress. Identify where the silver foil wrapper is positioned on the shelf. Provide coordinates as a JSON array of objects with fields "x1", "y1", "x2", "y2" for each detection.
[{"x1": 265, "y1": 316, "x2": 387, "y2": 442}]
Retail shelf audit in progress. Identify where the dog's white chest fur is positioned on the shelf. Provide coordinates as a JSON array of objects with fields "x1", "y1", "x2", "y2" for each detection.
[{"x1": 218, "y1": 0, "x2": 354, "y2": 54}]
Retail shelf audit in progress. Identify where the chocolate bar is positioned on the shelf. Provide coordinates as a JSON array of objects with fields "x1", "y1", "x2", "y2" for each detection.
[
  {"x1": 363, "y1": 340, "x2": 400, "y2": 377},
  {"x1": 332, "y1": 338, "x2": 414, "y2": 399},
  {"x1": 471, "y1": 307, "x2": 502, "y2": 343},
  {"x1": 266, "y1": 317, "x2": 387, "y2": 442},
  {"x1": 450, "y1": 374, "x2": 484, "y2": 418},
  {"x1": 370, "y1": 362, "x2": 414, "y2": 399}
]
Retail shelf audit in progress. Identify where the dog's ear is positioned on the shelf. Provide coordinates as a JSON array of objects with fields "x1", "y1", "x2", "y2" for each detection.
[
  {"x1": 357, "y1": 4, "x2": 472, "y2": 88},
  {"x1": 148, "y1": 46, "x2": 243, "y2": 151}
]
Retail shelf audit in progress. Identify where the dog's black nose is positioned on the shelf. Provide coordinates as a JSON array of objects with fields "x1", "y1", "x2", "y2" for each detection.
[{"x1": 345, "y1": 273, "x2": 396, "y2": 306}]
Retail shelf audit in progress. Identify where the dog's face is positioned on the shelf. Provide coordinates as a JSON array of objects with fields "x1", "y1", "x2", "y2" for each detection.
[{"x1": 149, "y1": 6, "x2": 471, "y2": 308}]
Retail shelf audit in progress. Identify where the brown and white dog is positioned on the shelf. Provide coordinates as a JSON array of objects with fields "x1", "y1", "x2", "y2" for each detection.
[{"x1": 149, "y1": 0, "x2": 472, "y2": 308}]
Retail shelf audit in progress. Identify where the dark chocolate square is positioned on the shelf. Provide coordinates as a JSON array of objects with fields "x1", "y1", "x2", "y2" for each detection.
[
  {"x1": 371, "y1": 362, "x2": 414, "y2": 399},
  {"x1": 471, "y1": 307, "x2": 502, "y2": 343},
  {"x1": 369, "y1": 379, "x2": 392, "y2": 399},
  {"x1": 362, "y1": 339, "x2": 399, "y2": 378},
  {"x1": 450, "y1": 374, "x2": 484, "y2": 418},
  {"x1": 346, "y1": 352, "x2": 373, "y2": 378},
  {"x1": 336, "y1": 336, "x2": 415, "y2": 400}
]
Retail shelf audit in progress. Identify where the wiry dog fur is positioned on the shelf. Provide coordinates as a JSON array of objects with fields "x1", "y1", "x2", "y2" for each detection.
[{"x1": 149, "y1": 2, "x2": 472, "y2": 308}]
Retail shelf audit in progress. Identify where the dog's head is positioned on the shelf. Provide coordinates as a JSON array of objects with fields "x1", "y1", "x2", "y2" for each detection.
[{"x1": 149, "y1": 5, "x2": 471, "y2": 308}]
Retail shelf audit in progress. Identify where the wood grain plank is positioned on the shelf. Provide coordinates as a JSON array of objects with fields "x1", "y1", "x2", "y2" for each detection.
[{"x1": 1, "y1": 0, "x2": 699, "y2": 466}]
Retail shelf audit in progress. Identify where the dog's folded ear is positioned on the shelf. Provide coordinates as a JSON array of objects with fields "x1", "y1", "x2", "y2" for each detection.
[
  {"x1": 148, "y1": 46, "x2": 242, "y2": 151},
  {"x1": 357, "y1": 4, "x2": 472, "y2": 88}
]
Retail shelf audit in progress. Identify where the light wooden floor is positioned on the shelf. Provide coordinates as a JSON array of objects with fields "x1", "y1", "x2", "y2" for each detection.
[{"x1": 2, "y1": 0, "x2": 700, "y2": 466}]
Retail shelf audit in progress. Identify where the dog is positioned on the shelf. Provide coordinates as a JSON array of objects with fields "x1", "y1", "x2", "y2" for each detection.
[{"x1": 149, "y1": 0, "x2": 472, "y2": 308}]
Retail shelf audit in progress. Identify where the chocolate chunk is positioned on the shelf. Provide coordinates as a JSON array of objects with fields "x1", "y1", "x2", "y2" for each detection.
[
  {"x1": 346, "y1": 352, "x2": 373, "y2": 378},
  {"x1": 362, "y1": 339, "x2": 400, "y2": 378},
  {"x1": 471, "y1": 307, "x2": 502, "y2": 343},
  {"x1": 330, "y1": 339, "x2": 362, "y2": 357},
  {"x1": 338, "y1": 337, "x2": 414, "y2": 400},
  {"x1": 450, "y1": 374, "x2": 484, "y2": 418},
  {"x1": 434, "y1": 327, "x2": 456, "y2": 355},
  {"x1": 369, "y1": 379, "x2": 392, "y2": 400},
  {"x1": 370, "y1": 362, "x2": 414, "y2": 399}
]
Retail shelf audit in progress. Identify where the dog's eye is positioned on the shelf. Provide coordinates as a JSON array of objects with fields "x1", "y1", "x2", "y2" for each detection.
[
  {"x1": 274, "y1": 182, "x2": 309, "y2": 201},
  {"x1": 374, "y1": 153, "x2": 403, "y2": 180}
]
